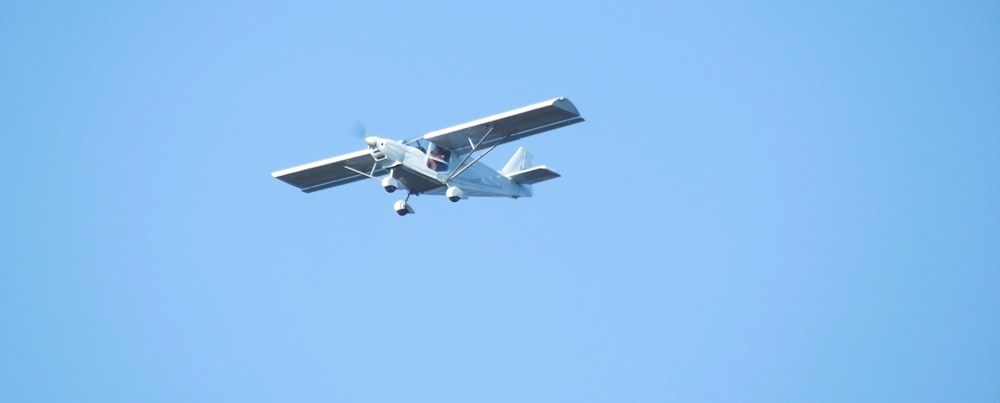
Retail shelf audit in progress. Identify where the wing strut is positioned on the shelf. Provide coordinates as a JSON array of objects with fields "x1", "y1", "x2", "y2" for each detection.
[
  {"x1": 447, "y1": 125, "x2": 493, "y2": 178},
  {"x1": 445, "y1": 125, "x2": 509, "y2": 183},
  {"x1": 343, "y1": 160, "x2": 384, "y2": 180},
  {"x1": 446, "y1": 142, "x2": 505, "y2": 182}
]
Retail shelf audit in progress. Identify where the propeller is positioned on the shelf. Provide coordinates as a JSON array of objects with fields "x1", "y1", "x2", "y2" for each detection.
[
  {"x1": 352, "y1": 120, "x2": 379, "y2": 149},
  {"x1": 352, "y1": 120, "x2": 368, "y2": 139}
]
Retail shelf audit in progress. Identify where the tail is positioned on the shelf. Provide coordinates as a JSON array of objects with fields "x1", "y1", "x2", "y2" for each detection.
[
  {"x1": 501, "y1": 147, "x2": 533, "y2": 175},
  {"x1": 501, "y1": 147, "x2": 561, "y2": 199}
]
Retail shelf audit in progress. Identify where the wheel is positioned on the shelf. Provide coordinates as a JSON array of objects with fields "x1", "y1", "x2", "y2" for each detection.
[
  {"x1": 384, "y1": 185, "x2": 397, "y2": 193},
  {"x1": 445, "y1": 187, "x2": 465, "y2": 202},
  {"x1": 393, "y1": 199, "x2": 414, "y2": 216}
]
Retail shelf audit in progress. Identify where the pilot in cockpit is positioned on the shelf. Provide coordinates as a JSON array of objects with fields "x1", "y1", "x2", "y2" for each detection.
[{"x1": 427, "y1": 145, "x2": 451, "y2": 172}]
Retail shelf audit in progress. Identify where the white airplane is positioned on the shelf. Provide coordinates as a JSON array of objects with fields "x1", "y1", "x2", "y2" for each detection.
[{"x1": 271, "y1": 97, "x2": 584, "y2": 215}]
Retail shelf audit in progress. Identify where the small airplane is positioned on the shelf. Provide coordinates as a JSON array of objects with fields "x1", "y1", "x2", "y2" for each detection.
[{"x1": 271, "y1": 97, "x2": 584, "y2": 215}]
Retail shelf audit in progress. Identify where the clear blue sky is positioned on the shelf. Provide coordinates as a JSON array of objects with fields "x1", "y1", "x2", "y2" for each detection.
[{"x1": 1, "y1": 1, "x2": 998, "y2": 402}]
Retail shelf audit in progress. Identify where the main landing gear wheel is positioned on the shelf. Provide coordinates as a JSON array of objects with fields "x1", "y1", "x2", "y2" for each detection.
[
  {"x1": 382, "y1": 176, "x2": 401, "y2": 193},
  {"x1": 445, "y1": 186, "x2": 465, "y2": 203}
]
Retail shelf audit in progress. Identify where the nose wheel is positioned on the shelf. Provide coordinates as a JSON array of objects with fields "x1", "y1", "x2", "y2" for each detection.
[{"x1": 393, "y1": 194, "x2": 416, "y2": 216}]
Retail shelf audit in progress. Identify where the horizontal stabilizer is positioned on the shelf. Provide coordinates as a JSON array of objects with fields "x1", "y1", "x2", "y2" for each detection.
[{"x1": 506, "y1": 166, "x2": 560, "y2": 185}]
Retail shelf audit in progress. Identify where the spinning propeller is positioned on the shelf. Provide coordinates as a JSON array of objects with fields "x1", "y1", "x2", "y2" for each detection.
[{"x1": 354, "y1": 121, "x2": 382, "y2": 150}]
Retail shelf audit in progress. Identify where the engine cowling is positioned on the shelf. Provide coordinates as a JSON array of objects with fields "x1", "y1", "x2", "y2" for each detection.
[{"x1": 446, "y1": 186, "x2": 466, "y2": 202}]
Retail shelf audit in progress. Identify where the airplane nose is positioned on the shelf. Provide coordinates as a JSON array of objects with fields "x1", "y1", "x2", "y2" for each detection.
[{"x1": 364, "y1": 136, "x2": 378, "y2": 147}]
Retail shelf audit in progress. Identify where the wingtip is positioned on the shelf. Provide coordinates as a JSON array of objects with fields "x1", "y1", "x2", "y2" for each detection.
[{"x1": 552, "y1": 97, "x2": 580, "y2": 117}]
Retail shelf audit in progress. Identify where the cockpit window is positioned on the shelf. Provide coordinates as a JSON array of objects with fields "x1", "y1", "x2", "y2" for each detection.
[
  {"x1": 411, "y1": 139, "x2": 427, "y2": 154},
  {"x1": 426, "y1": 143, "x2": 451, "y2": 172}
]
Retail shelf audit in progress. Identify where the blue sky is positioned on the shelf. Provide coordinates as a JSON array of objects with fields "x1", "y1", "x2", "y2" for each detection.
[{"x1": 1, "y1": 1, "x2": 998, "y2": 402}]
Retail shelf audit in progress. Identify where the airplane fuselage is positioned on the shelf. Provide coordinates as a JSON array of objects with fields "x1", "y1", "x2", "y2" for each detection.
[{"x1": 368, "y1": 136, "x2": 530, "y2": 199}]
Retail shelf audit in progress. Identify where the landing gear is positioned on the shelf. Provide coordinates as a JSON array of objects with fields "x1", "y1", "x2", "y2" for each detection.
[
  {"x1": 393, "y1": 194, "x2": 416, "y2": 216},
  {"x1": 381, "y1": 175, "x2": 401, "y2": 193},
  {"x1": 446, "y1": 186, "x2": 466, "y2": 203}
]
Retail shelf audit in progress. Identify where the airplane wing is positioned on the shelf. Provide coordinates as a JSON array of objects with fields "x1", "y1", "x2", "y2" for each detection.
[
  {"x1": 271, "y1": 149, "x2": 387, "y2": 193},
  {"x1": 422, "y1": 97, "x2": 583, "y2": 153}
]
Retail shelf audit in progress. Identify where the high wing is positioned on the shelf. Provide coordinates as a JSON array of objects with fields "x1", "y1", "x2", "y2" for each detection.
[
  {"x1": 422, "y1": 97, "x2": 583, "y2": 153},
  {"x1": 271, "y1": 149, "x2": 386, "y2": 193}
]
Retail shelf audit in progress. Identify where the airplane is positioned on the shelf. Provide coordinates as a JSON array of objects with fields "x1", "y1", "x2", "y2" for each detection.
[{"x1": 271, "y1": 97, "x2": 584, "y2": 215}]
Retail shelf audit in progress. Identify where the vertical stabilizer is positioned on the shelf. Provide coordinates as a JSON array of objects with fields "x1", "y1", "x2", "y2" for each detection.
[{"x1": 501, "y1": 147, "x2": 534, "y2": 175}]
